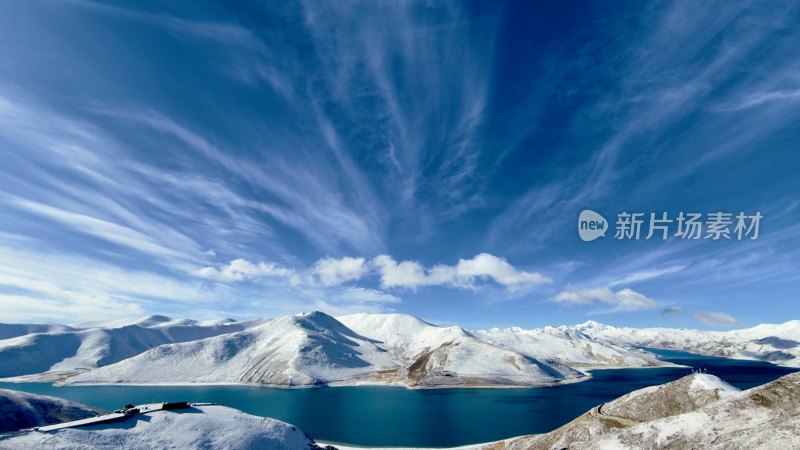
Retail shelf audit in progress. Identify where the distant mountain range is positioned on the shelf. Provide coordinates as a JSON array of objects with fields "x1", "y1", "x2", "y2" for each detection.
[
  {"x1": 1, "y1": 312, "x2": 798, "y2": 387},
  {"x1": 0, "y1": 316, "x2": 265, "y2": 379},
  {"x1": 574, "y1": 319, "x2": 800, "y2": 367}
]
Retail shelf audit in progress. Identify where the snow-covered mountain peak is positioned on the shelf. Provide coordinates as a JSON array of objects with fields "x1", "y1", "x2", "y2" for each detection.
[
  {"x1": 575, "y1": 320, "x2": 610, "y2": 330},
  {"x1": 337, "y1": 313, "x2": 472, "y2": 351},
  {"x1": 688, "y1": 373, "x2": 738, "y2": 396},
  {"x1": 270, "y1": 311, "x2": 380, "y2": 346},
  {"x1": 294, "y1": 310, "x2": 352, "y2": 330},
  {"x1": 67, "y1": 311, "x2": 399, "y2": 386}
]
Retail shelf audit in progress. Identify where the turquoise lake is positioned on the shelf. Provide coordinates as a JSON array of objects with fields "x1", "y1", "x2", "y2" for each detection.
[{"x1": 1, "y1": 349, "x2": 797, "y2": 447}]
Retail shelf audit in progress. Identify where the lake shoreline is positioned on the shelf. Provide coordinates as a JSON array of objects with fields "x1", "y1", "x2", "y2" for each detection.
[{"x1": 1, "y1": 350, "x2": 796, "y2": 448}]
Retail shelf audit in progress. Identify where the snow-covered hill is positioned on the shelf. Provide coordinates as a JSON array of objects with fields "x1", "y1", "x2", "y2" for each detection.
[
  {"x1": 66, "y1": 312, "x2": 401, "y2": 386},
  {"x1": 473, "y1": 325, "x2": 667, "y2": 369},
  {"x1": 1, "y1": 403, "x2": 332, "y2": 450},
  {"x1": 484, "y1": 371, "x2": 800, "y2": 449},
  {"x1": 66, "y1": 312, "x2": 583, "y2": 388},
  {"x1": 581, "y1": 371, "x2": 800, "y2": 449},
  {"x1": 0, "y1": 388, "x2": 102, "y2": 433},
  {"x1": 575, "y1": 320, "x2": 800, "y2": 367},
  {"x1": 0, "y1": 316, "x2": 265, "y2": 379},
  {"x1": 338, "y1": 313, "x2": 584, "y2": 386}
]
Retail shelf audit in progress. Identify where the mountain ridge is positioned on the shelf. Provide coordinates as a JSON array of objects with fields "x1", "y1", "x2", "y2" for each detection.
[{"x1": 3, "y1": 313, "x2": 799, "y2": 388}]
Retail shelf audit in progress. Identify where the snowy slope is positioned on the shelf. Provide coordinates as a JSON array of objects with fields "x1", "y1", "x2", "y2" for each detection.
[
  {"x1": 1, "y1": 404, "x2": 330, "y2": 450},
  {"x1": 338, "y1": 313, "x2": 584, "y2": 386},
  {"x1": 0, "y1": 316, "x2": 265, "y2": 378},
  {"x1": 576, "y1": 320, "x2": 800, "y2": 367},
  {"x1": 474, "y1": 325, "x2": 667, "y2": 369},
  {"x1": 571, "y1": 372, "x2": 800, "y2": 449},
  {"x1": 67, "y1": 312, "x2": 583, "y2": 388},
  {"x1": 0, "y1": 388, "x2": 102, "y2": 433},
  {"x1": 66, "y1": 312, "x2": 400, "y2": 386},
  {"x1": 493, "y1": 373, "x2": 742, "y2": 449}
]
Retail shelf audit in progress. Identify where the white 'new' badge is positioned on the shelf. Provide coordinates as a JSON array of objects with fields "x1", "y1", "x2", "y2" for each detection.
[{"x1": 578, "y1": 210, "x2": 607, "y2": 241}]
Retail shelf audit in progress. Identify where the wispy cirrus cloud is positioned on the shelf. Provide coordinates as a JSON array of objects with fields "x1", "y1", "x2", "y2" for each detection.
[
  {"x1": 297, "y1": 0, "x2": 500, "y2": 230},
  {"x1": 488, "y1": 0, "x2": 800, "y2": 251},
  {"x1": 607, "y1": 265, "x2": 686, "y2": 287},
  {"x1": 0, "y1": 0, "x2": 798, "y2": 328}
]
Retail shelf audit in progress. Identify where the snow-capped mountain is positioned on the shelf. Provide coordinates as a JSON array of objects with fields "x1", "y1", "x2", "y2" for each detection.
[
  {"x1": 6, "y1": 313, "x2": 800, "y2": 388},
  {"x1": 2, "y1": 402, "x2": 329, "y2": 450},
  {"x1": 67, "y1": 312, "x2": 583, "y2": 387},
  {"x1": 575, "y1": 320, "x2": 800, "y2": 367},
  {"x1": 66, "y1": 312, "x2": 399, "y2": 386},
  {"x1": 473, "y1": 325, "x2": 667, "y2": 369},
  {"x1": 338, "y1": 313, "x2": 584, "y2": 386},
  {"x1": 0, "y1": 315, "x2": 265, "y2": 379},
  {"x1": 0, "y1": 388, "x2": 102, "y2": 433}
]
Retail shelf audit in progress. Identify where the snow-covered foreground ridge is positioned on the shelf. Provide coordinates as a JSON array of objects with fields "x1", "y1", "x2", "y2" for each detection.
[
  {"x1": 0, "y1": 388, "x2": 101, "y2": 433},
  {"x1": 475, "y1": 371, "x2": 800, "y2": 449},
  {"x1": 0, "y1": 397, "x2": 333, "y2": 450},
  {"x1": 1, "y1": 312, "x2": 798, "y2": 387}
]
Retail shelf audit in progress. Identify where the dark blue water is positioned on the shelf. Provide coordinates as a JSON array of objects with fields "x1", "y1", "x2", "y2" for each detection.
[{"x1": 1, "y1": 349, "x2": 796, "y2": 447}]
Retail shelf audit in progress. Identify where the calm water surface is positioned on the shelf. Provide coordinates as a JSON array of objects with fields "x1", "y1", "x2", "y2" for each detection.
[{"x1": 1, "y1": 349, "x2": 796, "y2": 447}]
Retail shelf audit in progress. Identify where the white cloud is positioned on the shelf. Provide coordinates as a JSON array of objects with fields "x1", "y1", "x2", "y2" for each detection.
[
  {"x1": 372, "y1": 255, "x2": 430, "y2": 289},
  {"x1": 555, "y1": 287, "x2": 657, "y2": 311},
  {"x1": 312, "y1": 256, "x2": 367, "y2": 286},
  {"x1": 693, "y1": 311, "x2": 742, "y2": 327},
  {"x1": 195, "y1": 257, "x2": 368, "y2": 286},
  {"x1": 373, "y1": 253, "x2": 550, "y2": 290},
  {"x1": 195, "y1": 253, "x2": 549, "y2": 294},
  {"x1": 194, "y1": 258, "x2": 295, "y2": 282}
]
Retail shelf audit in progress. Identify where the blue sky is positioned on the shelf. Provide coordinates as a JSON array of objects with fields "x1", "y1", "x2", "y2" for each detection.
[{"x1": 1, "y1": 0, "x2": 799, "y2": 328}]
